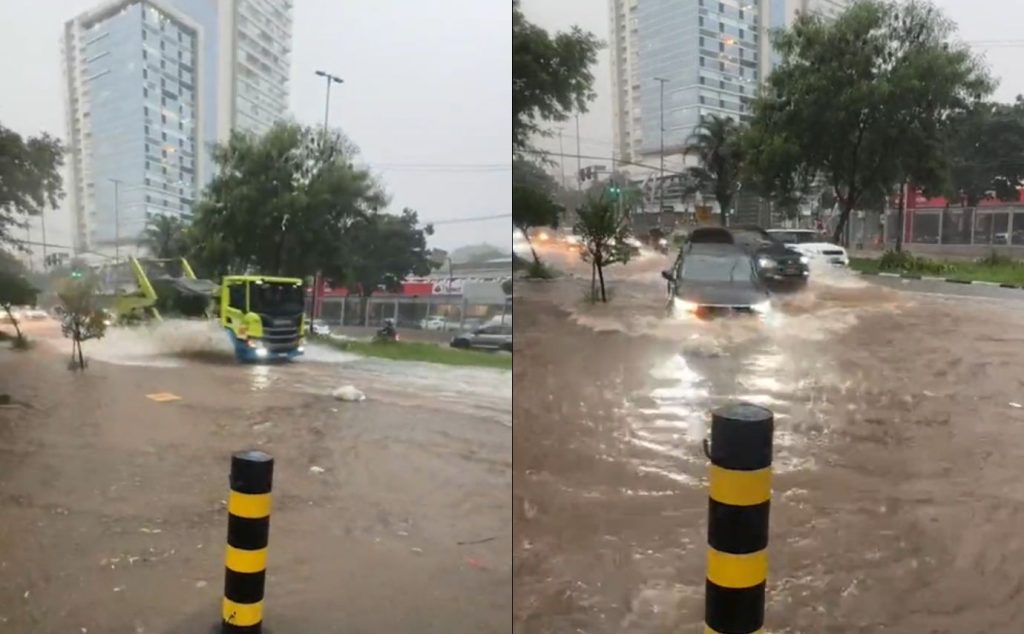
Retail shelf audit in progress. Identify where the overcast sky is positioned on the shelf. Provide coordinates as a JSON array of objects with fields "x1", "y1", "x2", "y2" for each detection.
[
  {"x1": 521, "y1": 0, "x2": 1024, "y2": 178},
  {"x1": 0, "y1": 0, "x2": 512, "y2": 255}
]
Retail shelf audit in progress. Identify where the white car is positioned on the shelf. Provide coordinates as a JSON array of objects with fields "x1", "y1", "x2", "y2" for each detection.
[
  {"x1": 767, "y1": 229, "x2": 849, "y2": 267},
  {"x1": 310, "y1": 319, "x2": 331, "y2": 336},
  {"x1": 420, "y1": 316, "x2": 449, "y2": 331}
]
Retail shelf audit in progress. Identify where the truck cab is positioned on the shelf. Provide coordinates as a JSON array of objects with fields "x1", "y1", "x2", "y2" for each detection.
[{"x1": 221, "y1": 276, "x2": 306, "y2": 362}]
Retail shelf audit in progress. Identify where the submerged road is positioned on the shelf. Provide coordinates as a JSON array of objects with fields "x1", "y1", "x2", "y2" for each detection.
[{"x1": 513, "y1": 249, "x2": 1024, "y2": 633}]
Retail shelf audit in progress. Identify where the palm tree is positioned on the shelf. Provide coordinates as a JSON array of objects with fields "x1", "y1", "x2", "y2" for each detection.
[
  {"x1": 141, "y1": 214, "x2": 189, "y2": 259},
  {"x1": 686, "y1": 115, "x2": 746, "y2": 227}
]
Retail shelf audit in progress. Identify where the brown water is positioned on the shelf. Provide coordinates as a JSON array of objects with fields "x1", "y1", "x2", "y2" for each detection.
[{"x1": 513, "y1": 255, "x2": 1024, "y2": 633}]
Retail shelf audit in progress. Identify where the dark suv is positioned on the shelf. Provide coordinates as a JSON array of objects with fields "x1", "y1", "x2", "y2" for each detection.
[{"x1": 687, "y1": 225, "x2": 809, "y2": 290}]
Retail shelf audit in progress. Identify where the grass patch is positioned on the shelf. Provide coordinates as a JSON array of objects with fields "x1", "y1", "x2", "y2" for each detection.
[
  {"x1": 320, "y1": 338, "x2": 512, "y2": 370},
  {"x1": 850, "y1": 251, "x2": 1024, "y2": 285}
]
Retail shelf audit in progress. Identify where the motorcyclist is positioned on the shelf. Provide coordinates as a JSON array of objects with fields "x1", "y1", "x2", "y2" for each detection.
[{"x1": 376, "y1": 318, "x2": 398, "y2": 341}]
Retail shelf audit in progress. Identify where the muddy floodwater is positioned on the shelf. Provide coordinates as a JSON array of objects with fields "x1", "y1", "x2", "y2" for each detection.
[
  {"x1": 0, "y1": 320, "x2": 510, "y2": 633},
  {"x1": 513, "y1": 249, "x2": 1024, "y2": 633}
]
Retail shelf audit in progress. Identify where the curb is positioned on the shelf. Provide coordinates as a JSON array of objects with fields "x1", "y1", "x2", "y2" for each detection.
[{"x1": 858, "y1": 270, "x2": 1021, "y2": 290}]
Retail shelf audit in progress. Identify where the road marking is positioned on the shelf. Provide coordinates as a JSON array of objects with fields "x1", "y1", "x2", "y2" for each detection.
[{"x1": 146, "y1": 392, "x2": 182, "y2": 402}]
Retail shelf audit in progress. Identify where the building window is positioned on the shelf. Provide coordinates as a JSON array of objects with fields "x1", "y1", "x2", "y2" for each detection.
[
  {"x1": 720, "y1": 42, "x2": 725, "y2": 52},
  {"x1": 699, "y1": 56, "x2": 705, "y2": 67}
]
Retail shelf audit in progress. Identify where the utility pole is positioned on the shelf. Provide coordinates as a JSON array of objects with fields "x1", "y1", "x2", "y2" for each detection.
[
  {"x1": 315, "y1": 70, "x2": 344, "y2": 131},
  {"x1": 654, "y1": 77, "x2": 669, "y2": 215},
  {"x1": 557, "y1": 129, "x2": 567, "y2": 188},
  {"x1": 109, "y1": 178, "x2": 122, "y2": 263},
  {"x1": 40, "y1": 210, "x2": 48, "y2": 268},
  {"x1": 575, "y1": 113, "x2": 582, "y2": 193}
]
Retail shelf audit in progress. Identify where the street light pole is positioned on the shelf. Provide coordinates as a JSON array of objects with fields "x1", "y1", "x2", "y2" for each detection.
[
  {"x1": 575, "y1": 113, "x2": 583, "y2": 193},
  {"x1": 654, "y1": 77, "x2": 669, "y2": 214},
  {"x1": 315, "y1": 70, "x2": 344, "y2": 131},
  {"x1": 109, "y1": 178, "x2": 122, "y2": 263}
]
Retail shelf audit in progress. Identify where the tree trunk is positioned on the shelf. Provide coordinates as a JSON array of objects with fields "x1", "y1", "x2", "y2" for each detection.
[
  {"x1": 590, "y1": 258, "x2": 597, "y2": 302},
  {"x1": 77, "y1": 339, "x2": 85, "y2": 370},
  {"x1": 519, "y1": 228, "x2": 540, "y2": 265},
  {"x1": 597, "y1": 258, "x2": 607, "y2": 303},
  {"x1": 832, "y1": 203, "x2": 854, "y2": 246},
  {"x1": 4, "y1": 307, "x2": 22, "y2": 341}
]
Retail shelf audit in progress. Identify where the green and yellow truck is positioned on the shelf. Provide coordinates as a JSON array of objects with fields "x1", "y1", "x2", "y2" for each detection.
[{"x1": 110, "y1": 257, "x2": 307, "y2": 362}]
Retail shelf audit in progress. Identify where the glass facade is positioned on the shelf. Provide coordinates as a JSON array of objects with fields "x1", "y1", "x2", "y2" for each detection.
[
  {"x1": 636, "y1": 0, "x2": 759, "y2": 155},
  {"x1": 66, "y1": 0, "x2": 201, "y2": 251}
]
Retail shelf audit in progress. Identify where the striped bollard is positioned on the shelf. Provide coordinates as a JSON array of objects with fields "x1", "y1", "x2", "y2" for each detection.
[
  {"x1": 704, "y1": 404, "x2": 773, "y2": 634},
  {"x1": 223, "y1": 450, "x2": 273, "y2": 633}
]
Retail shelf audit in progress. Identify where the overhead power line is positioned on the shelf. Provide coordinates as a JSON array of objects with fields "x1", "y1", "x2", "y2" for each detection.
[{"x1": 430, "y1": 213, "x2": 511, "y2": 225}]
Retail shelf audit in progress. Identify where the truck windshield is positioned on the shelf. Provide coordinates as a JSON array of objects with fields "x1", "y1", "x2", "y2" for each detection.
[{"x1": 249, "y1": 282, "x2": 304, "y2": 316}]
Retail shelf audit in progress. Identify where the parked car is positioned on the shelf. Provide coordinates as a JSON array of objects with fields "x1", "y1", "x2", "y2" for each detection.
[
  {"x1": 310, "y1": 319, "x2": 331, "y2": 336},
  {"x1": 767, "y1": 229, "x2": 849, "y2": 267},
  {"x1": 420, "y1": 316, "x2": 449, "y2": 331},
  {"x1": 688, "y1": 226, "x2": 809, "y2": 291},
  {"x1": 450, "y1": 324, "x2": 513, "y2": 352},
  {"x1": 663, "y1": 243, "x2": 772, "y2": 319}
]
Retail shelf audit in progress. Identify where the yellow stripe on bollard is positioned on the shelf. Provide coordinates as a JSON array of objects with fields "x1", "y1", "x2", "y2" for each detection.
[
  {"x1": 709, "y1": 465, "x2": 771, "y2": 507},
  {"x1": 706, "y1": 548, "x2": 768, "y2": 589},
  {"x1": 225, "y1": 545, "x2": 268, "y2": 574},
  {"x1": 227, "y1": 491, "x2": 272, "y2": 519},
  {"x1": 222, "y1": 598, "x2": 263, "y2": 627}
]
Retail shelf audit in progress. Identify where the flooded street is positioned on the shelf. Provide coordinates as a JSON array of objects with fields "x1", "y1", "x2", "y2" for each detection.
[
  {"x1": 513, "y1": 250, "x2": 1024, "y2": 633},
  {"x1": 0, "y1": 322, "x2": 510, "y2": 633}
]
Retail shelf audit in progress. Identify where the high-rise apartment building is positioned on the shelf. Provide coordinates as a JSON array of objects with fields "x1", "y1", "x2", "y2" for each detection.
[
  {"x1": 217, "y1": 0, "x2": 293, "y2": 138},
  {"x1": 610, "y1": 0, "x2": 849, "y2": 166},
  {"x1": 62, "y1": 0, "x2": 292, "y2": 255}
]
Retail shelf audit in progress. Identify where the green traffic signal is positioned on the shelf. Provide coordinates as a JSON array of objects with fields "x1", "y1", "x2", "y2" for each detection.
[{"x1": 70, "y1": 271, "x2": 83, "y2": 279}]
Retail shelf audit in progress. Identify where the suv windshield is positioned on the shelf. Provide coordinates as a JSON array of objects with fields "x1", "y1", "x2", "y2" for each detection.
[
  {"x1": 680, "y1": 253, "x2": 754, "y2": 283},
  {"x1": 771, "y1": 231, "x2": 825, "y2": 244},
  {"x1": 249, "y1": 282, "x2": 304, "y2": 316}
]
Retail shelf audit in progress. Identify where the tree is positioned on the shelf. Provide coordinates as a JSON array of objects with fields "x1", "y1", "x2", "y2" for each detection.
[
  {"x1": 947, "y1": 101, "x2": 1024, "y2": 206},
  {"x1": 57, "y1": 277, "x2": 107, "y2": 370},
  {"x1": 512, "y1": 0, "x2": 600, "y2": 151},
  {"x1": 141, "y1": 214, "x2": 190, "y2": 259},
  {"x1": 745, "y1": 0, "x2": 990, "y2": 244},
  {"x1": 0, "y1": 256, "x2": 36, "y2": 343},
  {"x1": 512, "y1": 158, "x2": 562, "y2": 264},
  {"x1": 190, "y1": 123, "x2": 387, "y2": 278},
  {"x1": 0, "y1": 124, "x2": 64, "y2": 247},
  {"x1": 686, "y1": 115, "x2": 746, "y2": 227},
  {"x1": 337, "y1": 207, "x2": 434, "y2": 296},
  {"x1": 502, "y1": 279, "x2": 513, "y2": 296},
  {"x1": 574, "y1": 194, "x2": 634, "y2": 302}
]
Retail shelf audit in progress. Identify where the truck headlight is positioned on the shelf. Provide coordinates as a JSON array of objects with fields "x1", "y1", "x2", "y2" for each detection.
[
  {"x1": 254, "y1": 347, "x2": 269, "y2": 358},
  {"x1": 757, "y1": 257, "x2": 777, "y2": 269},
  {"x1": 799, "y1": 255, "x2": 809, "y2": 265},
  {"x1": 751, "y1": 300, "x2": 772, "y2": 314}
]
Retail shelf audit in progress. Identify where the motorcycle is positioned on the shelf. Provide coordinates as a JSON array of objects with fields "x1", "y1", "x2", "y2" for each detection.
[{"x1": 374, "y1": 319, "x2": 399, "y2": 343}]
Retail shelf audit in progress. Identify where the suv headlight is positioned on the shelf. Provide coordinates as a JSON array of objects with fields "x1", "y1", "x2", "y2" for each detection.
[
  {"x1": 672, "y1": 298, "x2": 699, "y2": 314},
  {"x1": 799, "y1": 255, "x2": 809, "y2": 265},
  {"x1": 757, "y1": 257, "x2": 777, "y2": 269},
  {"x1": 751, "y1": 300, "x2": 772, "y2": 314}
]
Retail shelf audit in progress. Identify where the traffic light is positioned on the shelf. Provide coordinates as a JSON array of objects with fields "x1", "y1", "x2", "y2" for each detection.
[
  {"x1": 608, "y1": 183, "x2": 622, "y2": 197},
  {"x1": 70, "y1": 270, "x2": 83, "y2": 279}
]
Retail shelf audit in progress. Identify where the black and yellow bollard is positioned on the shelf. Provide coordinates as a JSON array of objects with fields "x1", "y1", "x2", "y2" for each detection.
[
  {"x1": 223, "y1": 450, "x2": 273, "y2": 633},
  {"x1": 704, "y1": 403, "x2": 773, "y2": 634}
]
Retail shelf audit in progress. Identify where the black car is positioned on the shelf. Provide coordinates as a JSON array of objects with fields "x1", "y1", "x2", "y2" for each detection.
[
  {"x1": 662, "y1": 243, "x2": 772, "y2": 319},
  {"x1": 688, "y1": 225, "x2": 809, "y2": 290}
]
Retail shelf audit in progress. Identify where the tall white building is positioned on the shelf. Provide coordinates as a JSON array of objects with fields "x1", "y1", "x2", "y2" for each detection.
[
  {"x1": 216, "y1": 0, "x2": 293, "y2": 139},
  {"x1": 610, "y1": 0, "x2": 850, "y2": 167},
  {"x1": 62, "y1": 0, "x2": 292, "y2": 255}
]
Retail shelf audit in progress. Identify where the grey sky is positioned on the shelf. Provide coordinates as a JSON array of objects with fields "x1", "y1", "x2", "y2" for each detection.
[
  {"x1": 522, "y1": 0, "x2": 1024, "y2": 178},
  {"x1": 0, "y1": 0, "x2": 512, "y2": 255}
]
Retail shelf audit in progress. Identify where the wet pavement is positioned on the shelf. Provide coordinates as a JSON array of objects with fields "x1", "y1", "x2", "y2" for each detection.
[
  {"x1": 513, "y1": 249, "x2": 1024, "y2": 633},
  {"x1": 0, "y1": 321, "x2": 511, "y2": 633}
]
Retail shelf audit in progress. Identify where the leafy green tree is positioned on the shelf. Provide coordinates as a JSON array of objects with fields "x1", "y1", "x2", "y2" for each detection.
[
  {"x1": 947, "y1": 101, "x2": 1024, "y2": 206},
  {"x1": 512, "y1": 0, "x2": 600, "y2": 151},
  {"x1": 512, "y1": 159, "x2": 562, "y2": 264},
  {"x1": 0, "y1": 124, "x2": 64, "y2": 247},
  {"x1": 686, "y1": 115, "x2": 746, "y2": 227},
  {"x1": 745, "y1": 0, "x2": 990, "y2": 244},
  {"x1": 0, "y1": 258, "x2": 36, "y2": 343},
  {"x1": 141, "y1": 214, "x2": 191, "y2": 259},
  {"x1": 191, "y1": 123, "x2": 386, "y2": 278},
  {"x1": 337, "y1": 208, "x2": 434, "y2": 296},
  {"x1": 58, "y1": 277, "x2": 106, "y2": 370},
  {"x1": 575, "y1": 194, "x2": 633, "y2": 302}
]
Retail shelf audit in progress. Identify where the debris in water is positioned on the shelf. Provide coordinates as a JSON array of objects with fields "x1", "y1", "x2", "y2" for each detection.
[
  {"x1": 195, "y1": 580, "x2": 208, "y2": 589},
  {"x1": 309, "y1": 466, "x2": 326, "y2": 474},
  {"x1": 457, "y1": 536, "x2": 497, "y2": 546},
  {"x1": 251, "y1": 421, "x2": 273, "y2": 432},
  {"x1": 113, "y1": 586, "x2": 124, "y2": 592},
  {"x1": 332, "y1": 385, "x2": 365, "y2": 402},
  {"x1": 410, "y1": 547, "x2": 423, "y2": 555},
  {"x1": 138, "y1": 527, "x2": 162, "y2": 534},
  {"x1": 1011, "y1": 402, "x2": 1023, "y2": 409},
  {"x1": 145, "y1": 392, "x2": 181, "y2": 403}
]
